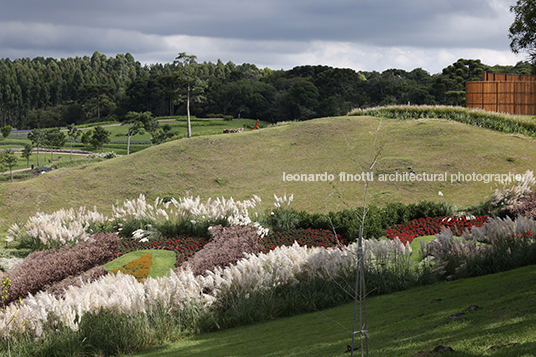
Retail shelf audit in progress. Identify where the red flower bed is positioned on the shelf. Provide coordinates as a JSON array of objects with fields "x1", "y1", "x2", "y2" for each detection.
[
  {"x1": 385, "y1": 215, "x2": 489, "y2": 244},
  {"x1": 115, "y1": 235, "x2": 210, "y2": 267},
  {"x1": 261, "y1": 228, "x2": 348, "y2": 254}
]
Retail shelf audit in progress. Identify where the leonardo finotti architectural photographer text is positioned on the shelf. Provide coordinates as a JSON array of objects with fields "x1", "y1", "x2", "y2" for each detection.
[{"x1": 282, "y1": 171, "x2": 524, "y2": 184}]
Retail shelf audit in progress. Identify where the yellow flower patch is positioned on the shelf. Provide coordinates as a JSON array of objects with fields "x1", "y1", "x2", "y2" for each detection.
[{"x1": 111, "y1": 253, "x2": 153, "y2": 282}]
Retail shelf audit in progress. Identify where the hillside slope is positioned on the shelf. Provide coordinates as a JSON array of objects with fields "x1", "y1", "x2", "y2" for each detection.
[
  {"x1": 131, "y1": 264, "x2": 536, "y2": 357},
  {"x1": 2, "y1": 116, "x2": 536, "y2": 234}
]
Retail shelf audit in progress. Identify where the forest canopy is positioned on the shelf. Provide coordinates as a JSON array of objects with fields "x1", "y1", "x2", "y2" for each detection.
[{"x1": 0, "y1": 51, "x2": 532, "y2": 129}]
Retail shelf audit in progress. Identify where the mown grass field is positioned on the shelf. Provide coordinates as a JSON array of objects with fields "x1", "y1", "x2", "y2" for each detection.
[
  {"x1": 131, "y1": 264, "x2": 536, "y2": 357},
  {"x1": 1, "y1": 115, "x2": 536, "y2": 237}
]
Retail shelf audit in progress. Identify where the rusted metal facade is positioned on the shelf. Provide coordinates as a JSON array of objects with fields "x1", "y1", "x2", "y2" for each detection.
[{"x1": 466, "y1": 71, "x2": 536, "y2": 115}]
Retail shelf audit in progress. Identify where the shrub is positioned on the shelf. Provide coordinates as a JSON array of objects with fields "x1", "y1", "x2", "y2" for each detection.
[
  {"x1": 1, "y1": 233, "x2": 119, "y2": 306},
  {"x1": 386, "y1": 215, "x2": 489, "y2": 244},
  {"x1": 113, "y1": 194, "x2": 268, "y2": 239},
  {"x1": 280, "y1": 201, "x2": 456, "y2": 241},
  {"x1": 262, "y1": 207, "x2": 301, "y2": 232},
  {"x1": 262, "y1": 228, "x2": 348, "y2": 253},
  {"x1": 1, "y1": 237, "x2": 419, "y2": 343},
  {"x1": 183, "y1": 225, "x2": 262, "y2": 276},
  {"x1": 509, "y1": 191, "x2": 536, "y2": 219},
  {"x1": 206, "y1": 113, "x2": 233, "y2": 121},
  {"x1": 424, "y1": 216, "x2": 536, "y2": 280},
  {"x1": 466, "y1": 170, "x2": 535, "y2": 217},
  {"x1": 45, "y1": 266, "x2": 109, "y2": 298}
]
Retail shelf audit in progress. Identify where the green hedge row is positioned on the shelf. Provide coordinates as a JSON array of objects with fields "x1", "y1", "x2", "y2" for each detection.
[
  {"x1": 263, "y1": 200, "x2": 455, "y2": 240},
  {"x1": 349, "y1": 105, "x2": 536, "y2": 137}
]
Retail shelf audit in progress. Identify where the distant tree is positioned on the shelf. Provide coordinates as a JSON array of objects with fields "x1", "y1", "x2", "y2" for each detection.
[
  {"x1": 78, "y1": 84, "x2": 113, "y2": 120},
  {"x1": 144, "y1": 117, "x2": 160, "y2": 145},
  {"x1": 81, "y1": 130, "x2": 92, "y2": 146},
  {"x1": 44, "y1": 128, "x2": 66, "y2": 162},
  {"x1": 67, "y1": 124, "x2": 81, "y2": 160},
  {"x1": 0, "y1": 125, "x2": 12, "y2": 139},
  {"x1": 152, "y1": 124, "x2": 176, "y2": 144},
  {"x1": 1, "y1": 149, "x2": 18, "y2": 181},
  {"x1": 123, "y1": 111, "x2": 150, "y2": 154},
  {"x1": 435, "y1": 59, "x2": 488, "y2": 105},
  {"x1": 509, "y1": 0, "x2": 536, "y2": 68},
  {"x1": 27, "y1": 128, "x2": 45, "y2": 166},
  {"x1": 287, "y1": 80, "x2": 319, "y2": 120},
  {"x1": 90, "y1": 126, "x2": 110, "y2": 152},
  {"x1": 445, "y1": 91, "x2": 466, "y2": 106},
  {"x1": 173, "y1": 53, "x2": 207, "y2": 138},
  {"x1": 21, "y1": 144, "x2": 33, "y2": 168}
]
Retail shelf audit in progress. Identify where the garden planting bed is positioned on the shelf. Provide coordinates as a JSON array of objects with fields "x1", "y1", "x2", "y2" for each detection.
[{"x1": 385, "y1": 215, "x2": 489, "y2": 244}]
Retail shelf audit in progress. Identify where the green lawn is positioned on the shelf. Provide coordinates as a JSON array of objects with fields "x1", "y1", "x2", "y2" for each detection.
[
  {"x1": 409, "y1": 235, "x2": 435, "y2": 264},
  {"x1": 103, "y1": 249, "x2": 176, "y2": 278},
  {"x1": 131, "y1": 264, "x2": 536, "y2": 357}
]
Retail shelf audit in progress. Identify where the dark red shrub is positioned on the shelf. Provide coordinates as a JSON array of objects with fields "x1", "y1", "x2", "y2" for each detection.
[
  {"x1": 509, "y1": 191, "x2": 536, "y2": 219},
  {"x1": 45, "y1": 266, "x2": 109, "y2": 298},
  {"x1": 182, "y1": 225, "x2": 262, "y2": 276},
  {"x1": 262, "y1": 228, "x2": 347, "y2": 254},
  {"x1": 2, "y1": 233, "x2": 119, "y2": 307}
]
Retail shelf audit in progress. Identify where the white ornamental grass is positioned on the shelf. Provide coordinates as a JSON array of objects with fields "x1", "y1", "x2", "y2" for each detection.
[
  {"x1": 274, "y1": 193, "x2": 293, "y2": 208},
  {"x1": 112, "y1": 194, "x2": 262, "y2": 222},
  {"x1": 113, "y1": 194, "x2": 269, "y2": 239},
  {"x1": 363, "y1": 237, "x2": 412, "y2": 265},
  {"x1": 6, "y1": 206, "x2": 107, "y2": 247},
  {"x1": 1, "y1": 230, "x2": 412, "y2": 338},
  {"x1": 8, "y1": 194, "x2": 269, "y2": 247}
]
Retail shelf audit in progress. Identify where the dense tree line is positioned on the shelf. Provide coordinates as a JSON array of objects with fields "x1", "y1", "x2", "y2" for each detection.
[{"x1": 0, "y1": 52, "x2": 532, "y2": 129}]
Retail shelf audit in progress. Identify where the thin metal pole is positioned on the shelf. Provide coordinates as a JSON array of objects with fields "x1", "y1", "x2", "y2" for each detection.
[
  {"x1": 351, "y1": 224, "x2": 367, "y2": 357},
  {"x1": 350, "y1": 225, "x2": 362, "y2": 357}
]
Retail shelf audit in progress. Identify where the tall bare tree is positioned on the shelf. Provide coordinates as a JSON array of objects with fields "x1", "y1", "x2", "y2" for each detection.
[{"x1": 173, "y1": 53, "x2": 207, "y2": 138}]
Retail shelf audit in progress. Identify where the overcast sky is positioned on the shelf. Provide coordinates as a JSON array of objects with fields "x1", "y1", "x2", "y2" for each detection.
[{"x1": 0, "y1": 0, "x2": 523, "y2": 74}]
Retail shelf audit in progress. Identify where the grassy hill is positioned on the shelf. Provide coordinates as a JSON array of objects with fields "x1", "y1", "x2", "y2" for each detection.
[
  {"x1": 2, "y1": 115, "x2": 536, "y2": 235},
  {"x1": 131, "y1": 264, "x2": 536, "y2": 357}
]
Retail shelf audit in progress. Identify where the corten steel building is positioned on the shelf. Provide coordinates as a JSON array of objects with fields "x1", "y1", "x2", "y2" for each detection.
[{"x1": 466, "y1": 71, "x2": 536, "y2": 115}]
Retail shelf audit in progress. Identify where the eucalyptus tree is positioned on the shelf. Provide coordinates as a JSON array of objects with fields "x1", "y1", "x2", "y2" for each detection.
[
  {"x1": 173, "y1": 53, "x2": 207, "y2": 138},
  {"x1": 78, "y1": 83, "x2": 113, "y2": 120}
]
